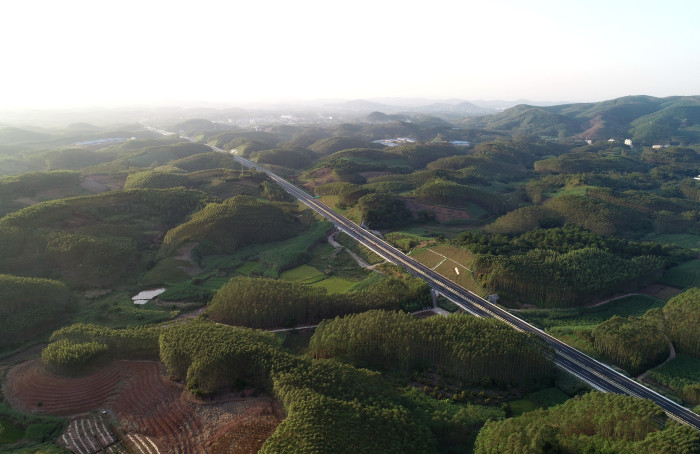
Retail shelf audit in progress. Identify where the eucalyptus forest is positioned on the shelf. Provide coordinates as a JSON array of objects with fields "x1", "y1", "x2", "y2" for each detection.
[{"x1": 1, "y1": 95, "x2": 700, "y2": 452}]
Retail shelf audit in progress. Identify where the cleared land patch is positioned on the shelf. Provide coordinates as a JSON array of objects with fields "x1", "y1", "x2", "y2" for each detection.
[{"x1": 6, "y1": 359, "x2": 283, "y2": 453}]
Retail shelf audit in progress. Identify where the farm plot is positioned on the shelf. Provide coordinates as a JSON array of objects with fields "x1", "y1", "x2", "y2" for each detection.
[
  {"x1": 5, "y1": 359, "x2": 122, "y2": 415},
  {"x1": 58, "y1": 415, "x2": 125, "y2": 454},
  {"x1": 6, "y1": 360, "x2": 284, "y2": 454},
  {"x1": 409, "y1": 248, "x2": 444, "y2": 269}
]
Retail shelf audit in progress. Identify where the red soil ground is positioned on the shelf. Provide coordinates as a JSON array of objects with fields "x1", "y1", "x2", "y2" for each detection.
[
  {"x1": 5, "y1": 359, "x2": 283, "y2": 454},
  {"x1": 400, "y1": 197, "x2": 473, "y2": 223}
]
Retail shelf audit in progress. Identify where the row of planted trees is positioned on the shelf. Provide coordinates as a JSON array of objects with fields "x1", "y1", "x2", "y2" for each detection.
[
  {"x1": 207, "y1": 275, "x2": 431, "y2": 329},
  {"x1": 588, "y1": 288, "x2": 700, "y2": 378},
  {"x1": 475, "y1": 248, "x2": 664, "y2": 308},
  {"x1": 474, "y1": 392, "x2": 700, "y2": 453},
  {"x1": 41, "y1": 319, "x2": 501, "y2": 452},
  {"x1": 308, "y1": 310, "x2": 554, "y2": 385}
]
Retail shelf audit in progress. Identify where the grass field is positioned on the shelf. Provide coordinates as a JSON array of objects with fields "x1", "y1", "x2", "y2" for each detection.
[
  {"x1": 0, "y1": 418, "x2": 24, "y2": 444},
  {"x1": 515, "y1": 295, "x2": 665, "y2": 359},
  {"x1": 525, "y1": 387, "x2": 570, "y2": 408},
  {"x1": 646, "y1": 354, "x2": 700, "y2": 395},
  {"x1": 236, "y1": 261, "x2": 259, "y2": 275},
  {"x1": 138, "y1": 256, "x2": 191, "y2": 286},
  {"x1": 335, "y1": 233, "x2": 384, "y2": 265},
  {"x1": 516, "y1": 294, "x2": 665, "y2": 331},
  {"x1": 410, "y1": 245, "x2": 485, "y2": 296},
  {"x1": 73, "y1": 291, "x2": 175, "y2": 328},
  {"x1": 648, "y1": 233, "x2": 700, "y2": 252},
  {"x1": 279, "y1": 264, "x2": 327, "y2": 284},
  {"x1": 409, "y1": 248, "x2": 444, "y2": 268},
  {"x1": 508, "y1": 399, "x2": 539, "y2": 417},
  {"x1": 660, "y1": 260, "x2": 700, "y2": 288},
  {"x1": 312, "y1": 276, "x2": 356, "y2": 294}
]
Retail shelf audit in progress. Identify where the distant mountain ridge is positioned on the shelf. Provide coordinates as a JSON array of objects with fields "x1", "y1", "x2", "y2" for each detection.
[{"x1": 455, "y1": 95, "x2": 700, "y2": 144}]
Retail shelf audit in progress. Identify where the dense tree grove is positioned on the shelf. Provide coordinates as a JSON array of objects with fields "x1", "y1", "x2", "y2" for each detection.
[
  {"x1": 413, "y1": 178, "x2": 508, "y2": 214},
  {"x1": 0, "y1": 171, "x2": 81, "y2": 198},
  {"x1": 663, "y1": 288, "x2": 700, "y2": 357},
  {"x1": 356, "y1": 193, "x2": 413, "y2": 228},
  {"x1": 207, "y1": 275, "x2": 431, "y2": 329},
  {"x1": 308, "y1": 311, "x2": 553, "y2": 385},
  {"x1": 0, "y1": 274, "x2": 71, "y2": 350},
  {"x1": 162, "y1": 195, "x2": 304, "y2": 254},
  {"x1": 456, "y1": 225, "x2": 687, "y2": 307},
  {"x1": 0, "y1": 188, "x2": 205, "y2": 286},
  {"x1": 42, "y1": 323, "x2": 161, "y2": 368},
  {"x1": 592, "y1": 315, "x2": 670, "y2": 376},
  {"x1": 123, "y1": 171, "x2": 190, "y2": 189},
  {"x1": 168, "y1": 151, "x2": 242, "y2": 171},
  {"x1": 252, "y1": 147, "x2": 314, "y2": 169},
  {"x1": 260, "y1": 180, "x2": 294, "y2": 202},
  {"x1": 473, "y1": 392, "x2": 700, "y2": 454},
  {"x1": 476, "y1": 248, "x2": 663, "y2": 307}
]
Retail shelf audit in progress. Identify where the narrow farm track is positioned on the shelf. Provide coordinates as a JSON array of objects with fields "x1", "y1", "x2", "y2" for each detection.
[{"x1": 5, "y1": 359, "x2": 283, "y2": 453}]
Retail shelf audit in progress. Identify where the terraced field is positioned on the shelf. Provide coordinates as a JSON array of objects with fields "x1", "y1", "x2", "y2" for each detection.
[
  {"x1": 58, "y1": 416, "x2": 125, "y2": 454},
  {"x1": 5, "y1": 360, "x2": 284, "y2": 453}
]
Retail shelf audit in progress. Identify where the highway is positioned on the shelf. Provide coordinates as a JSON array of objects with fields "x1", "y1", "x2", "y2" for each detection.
[{"x1": 157, "y1": 128, "x2": 700, "y2": 429}]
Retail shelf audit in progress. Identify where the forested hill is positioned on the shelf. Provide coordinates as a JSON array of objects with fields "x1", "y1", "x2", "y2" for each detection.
[{"x1": 455, "y1": 95, "x2": 700, "y2": 144}]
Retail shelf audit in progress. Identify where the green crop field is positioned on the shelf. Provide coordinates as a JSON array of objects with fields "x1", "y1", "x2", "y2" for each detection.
[
  {"x1": 646, "y1": 354, "x2": 700, "y2": 393},
  {"x1": 201, "y1": 277, "x2": 230, "y2": 290},
  {"x1": 280, "y1": 265, "x2": 326, "y2": 284},
  {"x1": 430, "y1": 245, "x2": 475, "y2": 266},
  {"x1": 312, "y1": 276, "x2": 356, "y2": 294},
  {"x1": 409, "y1": 248, "x2": 444, "y2": 268},
  {"x1": 73, "y1": 291, "x2": 175, "y2": 328},
  {"x1": 517, "y1": 294, "x2": 665, "y2": 331},
  {"x1": 0, "y1": 417, "x2": 24, "y2": 444},
  {"x1": 138, "y1": 256, "x2": 191, "y2": 286},
  {"x1": 525, "y1": 387, "x2": 570, "y2": 408},
  {"x1": 508, "y1": 399, "x2": 540, "y2": 417},
  {"x1": 660, "y1": 260, "x2": 700, "y2": 288},
  {"x1": 648, "y1": 233, "x2": 700, "y2": 252},
  {"x1": 235, "y1": 261, "x2": 260, "y2": 275}
]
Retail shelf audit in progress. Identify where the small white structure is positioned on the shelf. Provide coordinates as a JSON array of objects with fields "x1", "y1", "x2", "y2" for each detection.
[
  {"x1": 132, "y1": 288, "x2": 166, "y2": 305},
  {"x1": 624, "y1": 139, "x2": 633, "y2": 147},
  {"x1": 653, "y1": 144, "x2": 670, "y2": 149},
  {"x1": 694, "y1": 175, "x2": 700, "y2": 181}
]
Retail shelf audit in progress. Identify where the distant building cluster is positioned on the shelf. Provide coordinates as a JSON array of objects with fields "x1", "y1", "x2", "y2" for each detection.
[
  {"x1": 373, "y1": 137, "x2": 417, "y2": 147},
  {"x1": 75, "y1": 137, "x2": 132, "y2": 146}
]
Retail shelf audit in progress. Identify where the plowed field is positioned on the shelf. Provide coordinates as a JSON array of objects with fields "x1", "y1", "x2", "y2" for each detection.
[{"x1": 5, "y1": 360, "x2": 283, "y2": 454}]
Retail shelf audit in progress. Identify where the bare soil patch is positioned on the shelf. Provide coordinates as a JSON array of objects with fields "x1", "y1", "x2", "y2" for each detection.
[
  {"x1": 303, "y1": 168, "x2": 336, "y2": 189},
  {"x1": 174, "y1": 242, "x2": 203, "y2": 276},
  {"x1": 400, "y1": 197, "x2": 472, "y2": 223},
  {"x1": 85, "y1": 174, "x2": 127, "y2": 191},
  {"x1": 358, "y1": 171, "x2": 392, "y2": 179},
  {"x1": 81, "y1": 178, "x2": 109, "y2": 193},
  {"x1": 638, "y1": 283, "x2": 682, "y2": 300},
  {"x1": 5, "y1": 359, "x2": 283, "y2": 453}
]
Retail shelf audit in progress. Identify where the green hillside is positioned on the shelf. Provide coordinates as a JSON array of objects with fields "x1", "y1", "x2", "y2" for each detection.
[
  {"x1": 162, "y1": 195, "x2": 305, "y2": 254},
  {"x1": 0, "y1": 274, "x2": 72, "y2": 350}
]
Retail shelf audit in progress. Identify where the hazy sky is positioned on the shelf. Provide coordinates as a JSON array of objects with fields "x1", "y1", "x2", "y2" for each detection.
[{"x1": 2, "y1": 0, "x2": 698, "y2": 108}]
